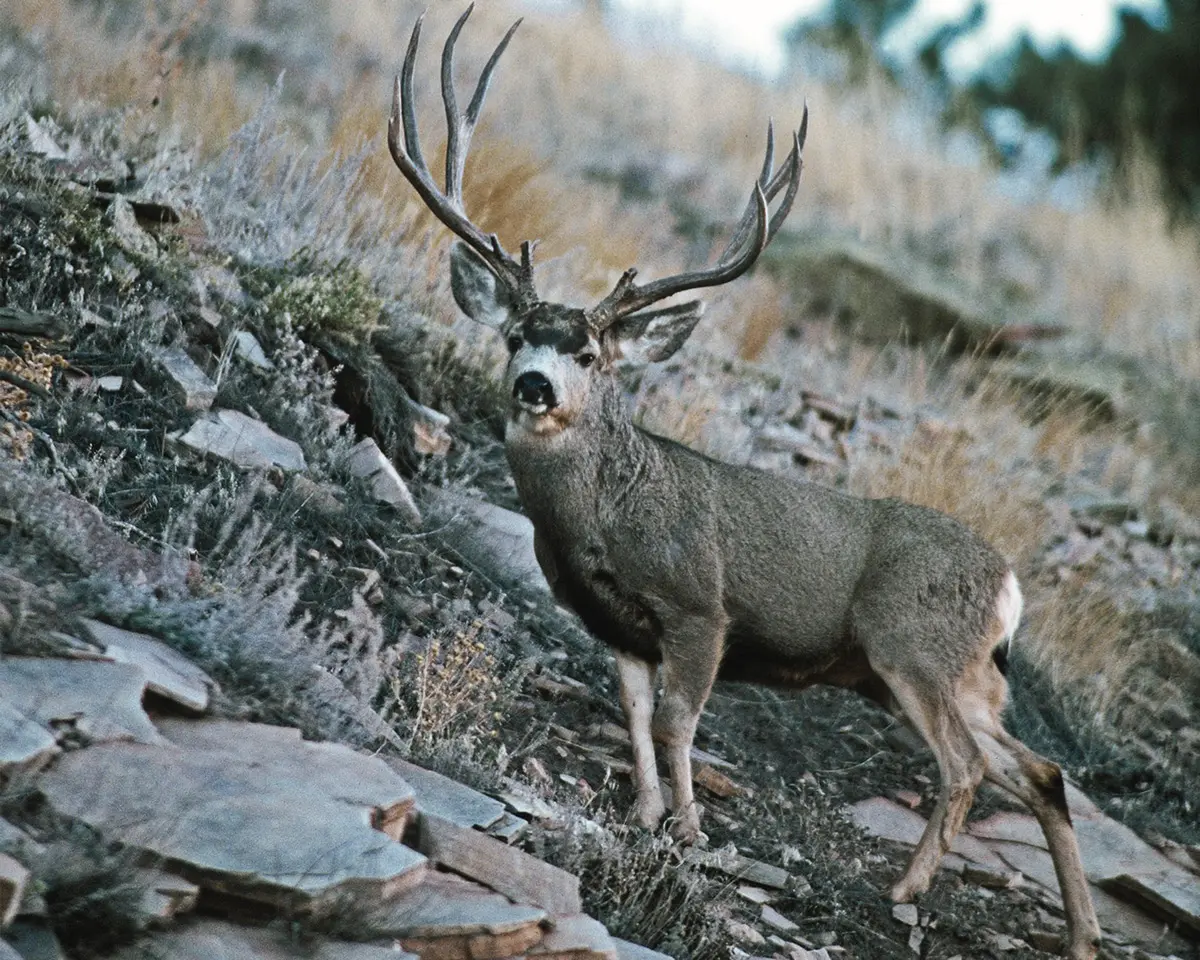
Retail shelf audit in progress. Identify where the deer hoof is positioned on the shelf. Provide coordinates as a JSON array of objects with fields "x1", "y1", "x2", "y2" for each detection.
[
  {"x1": 669, "y1": 812, "x2": 706, "y2": 846},
  {"x1": 889, "y1": 874, "x2": 929, "y2": 904},
  {"x1": 633, "y1": 794, "x2": 666, "y2": 830}
]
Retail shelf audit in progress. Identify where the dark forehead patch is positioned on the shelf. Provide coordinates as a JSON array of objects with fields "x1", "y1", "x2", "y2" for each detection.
[{"x1": 518, "y1": 304, "x2": 591, "y2": 354}]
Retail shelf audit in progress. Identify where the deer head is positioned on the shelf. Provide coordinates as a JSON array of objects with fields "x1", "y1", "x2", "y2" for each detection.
[{"x1": 388, "y1": 5, "x2": 806, "y2": 437}]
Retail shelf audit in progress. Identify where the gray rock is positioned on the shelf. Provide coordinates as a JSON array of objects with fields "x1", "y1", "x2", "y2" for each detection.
[
  {"x1": 0, "y1": 853, "x2": 30, "y2": 927},
  {"x1": 149, "y1": 347, "x2": 217, "y2": 412},
  {"x1": 529, "y1": 915, "x2": 617, "y2": 960},
  {"x1": 37, "y1": 719, "x2": 424, "y2": 911},
  {"x1": 109, "y1": 918, "x2": 414, "y2": 960},
  {"x1": 3, "y1": 922, "x2": 64, "y2": 960},
  {"x1": 763, "y1": 234, "x2": 1060, "y2": 353},
  {"x1": 193, "y1": 264, "x2": 247, "y2": 307},
  {"x1": 385, "y1": 756, "x2": 507, "y2": 830},
  {"x1": 21, "y1": 115, "x2": 67, "y2": 161},
  {"x1": 367, "y1": 864, "x2": 547, "y2": 940},
  {"x1": 171, "y1": 409, "x2": 306, "y2": 472},
  {"x1": 846, "y1": 797, "x2": 1006, "y2": 873},
  {"x1": 0, "y1": 703, "x2": 57, "y2": 778},
  {"x1": 0, "y1": 658, "x2": 165, "y2": 748},
  {"x1": 81, "y1": 620, "x2": 215, "y2": 712},
  {"x1": 613, "y1": 938, "x2": 674, "y2": 960},
  {"x1": 344, "y1": 438, "x2": 420, "y2": 525},
  {"x1": 425, "y1": 490, "x2": 546, "y2": 592},
  {"x1": 231, "y1": 331, "x2": 274, "y2": 370},
  {"x1": 106, "y1": 197, "x2": 159, "y2": 260}
]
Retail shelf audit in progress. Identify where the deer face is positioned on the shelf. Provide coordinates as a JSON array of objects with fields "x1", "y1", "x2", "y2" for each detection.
[{"x1": 450, "y1": 243, "x2": 704, "y2": 436}]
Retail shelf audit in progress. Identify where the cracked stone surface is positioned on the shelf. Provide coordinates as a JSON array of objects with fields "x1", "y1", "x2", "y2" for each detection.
[
  {"x1": 0, "y1": 658, "x2": 164, "y2": 748},
  {"x1": 81, "y1": 620, "x2": 214, "y2": 712},
  {"x1": 36, "y1": 719, "x2": 423, "y2": 910}
]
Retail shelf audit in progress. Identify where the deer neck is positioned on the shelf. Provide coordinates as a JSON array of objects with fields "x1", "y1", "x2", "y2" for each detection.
[{"x1": 505, "y1": 377, "x2": 655, "y2": 532}]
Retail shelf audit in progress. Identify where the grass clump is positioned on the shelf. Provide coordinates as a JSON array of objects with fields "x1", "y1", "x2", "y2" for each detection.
[
  {"x1": 31, "y1": 829, "x2": 148, "y2": 958},
  {"x1": 545, "y1": 821, "x2": 734, "y2": 960},
  {"x1": 262, "y1": 259, "x2": 383, "y2": 341}
]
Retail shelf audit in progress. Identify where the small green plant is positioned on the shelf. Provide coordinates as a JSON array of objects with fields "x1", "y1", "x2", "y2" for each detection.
[{"x1": 263, "y1": 259, "x2": 382, "y2": 340}]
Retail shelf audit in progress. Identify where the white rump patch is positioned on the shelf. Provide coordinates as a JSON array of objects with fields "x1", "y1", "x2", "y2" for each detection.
[{"x1": 994, "y1": 570, "x2": 1023, "y2": 647}]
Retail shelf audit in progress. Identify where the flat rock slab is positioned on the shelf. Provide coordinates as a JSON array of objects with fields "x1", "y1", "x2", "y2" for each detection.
[
  {"x1": 0, "y1": 703, "x2": 57, "y2": 777},
  {"x1": 344, "y1": 438, "x2": 421, "y2": 526},
  {"x1": 971, "y1": 806, "x2": 1200, "y2": 934},
  {"x1": 0, "y1": 658, "x2": 165, "y2": 748},
  {"x1": 148, "y1": 347, "x2": 216, "y2": 411},
  {"x1": 109, "y1": 918, "x2": 415, "y2": 960},
  {"x1": 612, "y1": 939, "x2": 674, "y2": 960},
  {"x1": 425, "y1": 490, "x2": 546, "y2": 592},
  {"x1": 529, "y1": 915, "x2": 617, "y2": 959},
  {"x1": 171, "y1": 409, "x2": 306, "y2": 472},
  {"x1": 846, "y1": 798, "x2": 1008, "y2": 874},
  {"x1": 81, "y1": 619, "x2": 214, "y2": 712},
  {"x1": 685, "y1": 849, "x2": 791, "y2": 891},
  {"x1": 2, "y1": 922, "x2": 64, "y2": 960},
  {"x1": 37, "y1": 719, "x2": 424, "y2": 911},
  {"x1": 417, "y1": 813, "x2": 581, "y2": 916},
  {"x1": 367, "y1": 870, "x2": 545, "y2": 960},
  {"x1": 385, "y1": 757, "x2": 507, "y2": 830}
]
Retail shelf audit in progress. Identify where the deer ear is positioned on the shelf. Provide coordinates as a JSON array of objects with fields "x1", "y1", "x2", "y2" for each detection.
[
  {"x1": 612, "y1": 301, "x2": 705, "y2": 363},
  {"x1": 450, "y1": 242, "x2": 513, "y2": 329}
]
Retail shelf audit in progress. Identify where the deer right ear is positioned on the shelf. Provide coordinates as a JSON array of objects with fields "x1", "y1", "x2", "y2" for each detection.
[{"x1": 450, "y1": 242, "x2": 513, "y2": 329}]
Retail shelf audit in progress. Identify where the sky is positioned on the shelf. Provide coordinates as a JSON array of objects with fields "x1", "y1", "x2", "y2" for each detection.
[{"x1": 592, "y1": 0, "x2": 1165, "y2": 77}]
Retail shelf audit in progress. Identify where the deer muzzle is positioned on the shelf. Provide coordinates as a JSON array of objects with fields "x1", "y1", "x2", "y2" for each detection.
[{"x1": 513, "y1": 370, "x2": 556, "y2": 411}]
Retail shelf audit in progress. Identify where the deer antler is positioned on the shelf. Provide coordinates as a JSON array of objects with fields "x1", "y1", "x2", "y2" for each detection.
[
  {"x1": 388, "y1": 5, "x2": 537, "y2": 306},
  {"x1": 588, "y1": 106, "x2": 808, "y2": 329}
]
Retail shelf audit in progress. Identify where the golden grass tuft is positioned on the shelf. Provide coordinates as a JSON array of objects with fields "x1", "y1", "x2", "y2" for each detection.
[{"x1": 1022, "y1": 576, "x2": 1200, "y2": 738}]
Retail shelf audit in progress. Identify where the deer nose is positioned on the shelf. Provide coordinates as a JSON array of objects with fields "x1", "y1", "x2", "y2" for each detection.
[{"x1": 513, "y1": 371, "x2": 556, "y2": 408}]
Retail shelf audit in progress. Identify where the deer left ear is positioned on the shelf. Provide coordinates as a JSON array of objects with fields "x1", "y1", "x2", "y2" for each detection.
[{"x1": 612, "y1": 301, "x2": 705, "y2": 363}]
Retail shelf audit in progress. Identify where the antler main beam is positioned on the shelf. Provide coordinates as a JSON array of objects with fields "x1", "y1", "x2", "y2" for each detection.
[
  {"x1": 589, "y1": 106, "x2": 808, "y2": 328},
  {"x1": 388, "y1": 5, "x2": 534, "y2": 304}
]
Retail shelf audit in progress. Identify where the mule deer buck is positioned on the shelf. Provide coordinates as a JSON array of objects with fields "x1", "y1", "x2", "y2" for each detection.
[{"x1": 387, "y1": 8, "x2": 1102, "y2": 959}]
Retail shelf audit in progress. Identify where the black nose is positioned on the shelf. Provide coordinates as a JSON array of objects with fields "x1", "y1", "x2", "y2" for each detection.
[{"x1": 513, "y1": 371, "x2": 556, "y2": 408}]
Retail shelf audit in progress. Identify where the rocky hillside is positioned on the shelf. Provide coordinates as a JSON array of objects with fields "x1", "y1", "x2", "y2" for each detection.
[{"x1": 1, "y1": 1, "x2": 1199, "y2": 959}]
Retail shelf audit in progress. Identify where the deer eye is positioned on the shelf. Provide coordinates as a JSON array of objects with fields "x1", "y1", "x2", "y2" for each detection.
[
  {"x1": 506, "y1": 335, "x2": 523, "y2": 353},
  {"x1": 576, "y1": 351, "x2": 597, "y2": 369}
]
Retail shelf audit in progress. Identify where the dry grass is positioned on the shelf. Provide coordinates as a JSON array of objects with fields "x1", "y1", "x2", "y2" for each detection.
[
  {"x1": 1022, "y1": 576, "x2": 1200, "y2": 739},
  {"x1": 389, "y1": 615, "x2": 509, "y2": 757}
]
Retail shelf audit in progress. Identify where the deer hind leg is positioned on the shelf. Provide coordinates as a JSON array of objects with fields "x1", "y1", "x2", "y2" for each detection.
[
  {"x1": 615, "y1": 651, "x2": 666, "y2": 830},
  {"x1": 967, "y1": 715, "x2": 1102, "y2": 960},
  {"x1": 874, "y1": 667, "x2": 987, "y2": 903},
  {"x1": 652, "y1": 612, "x2": 727, "y2": 844}
]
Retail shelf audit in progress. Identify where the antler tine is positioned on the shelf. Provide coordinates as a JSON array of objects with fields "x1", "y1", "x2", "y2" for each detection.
[
  {"x1": 441, "y1": 6, "x2": 472, "y2": 208},
  {"x1": 396, "y1": 13, "x2": 429, "y2": 178},
  {"x1": 388, "y1": 7, "x2": 530, "y2": 300},
  {"x1": 719, "y1": 106, "x2": 807, "y2": 263},
  {"x1": 442, "y1": 6, "x2": 523, "y2": 209},
  {"x1": 590, "y1": 107, "x2": 807, "y2": 327}
]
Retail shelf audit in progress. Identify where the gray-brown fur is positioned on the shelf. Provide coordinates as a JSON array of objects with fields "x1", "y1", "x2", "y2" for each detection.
[{"x1": 386, "y1": 10, "x2": 1102, "y2": 958}]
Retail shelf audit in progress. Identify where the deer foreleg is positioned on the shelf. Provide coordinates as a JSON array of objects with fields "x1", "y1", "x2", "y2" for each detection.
[
  {"x1": 615, "y1": 651, "x2": 665, "y2": 829},
  {"x1": 653, "y1": 612, "x2": 727, "y2": 844}
]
